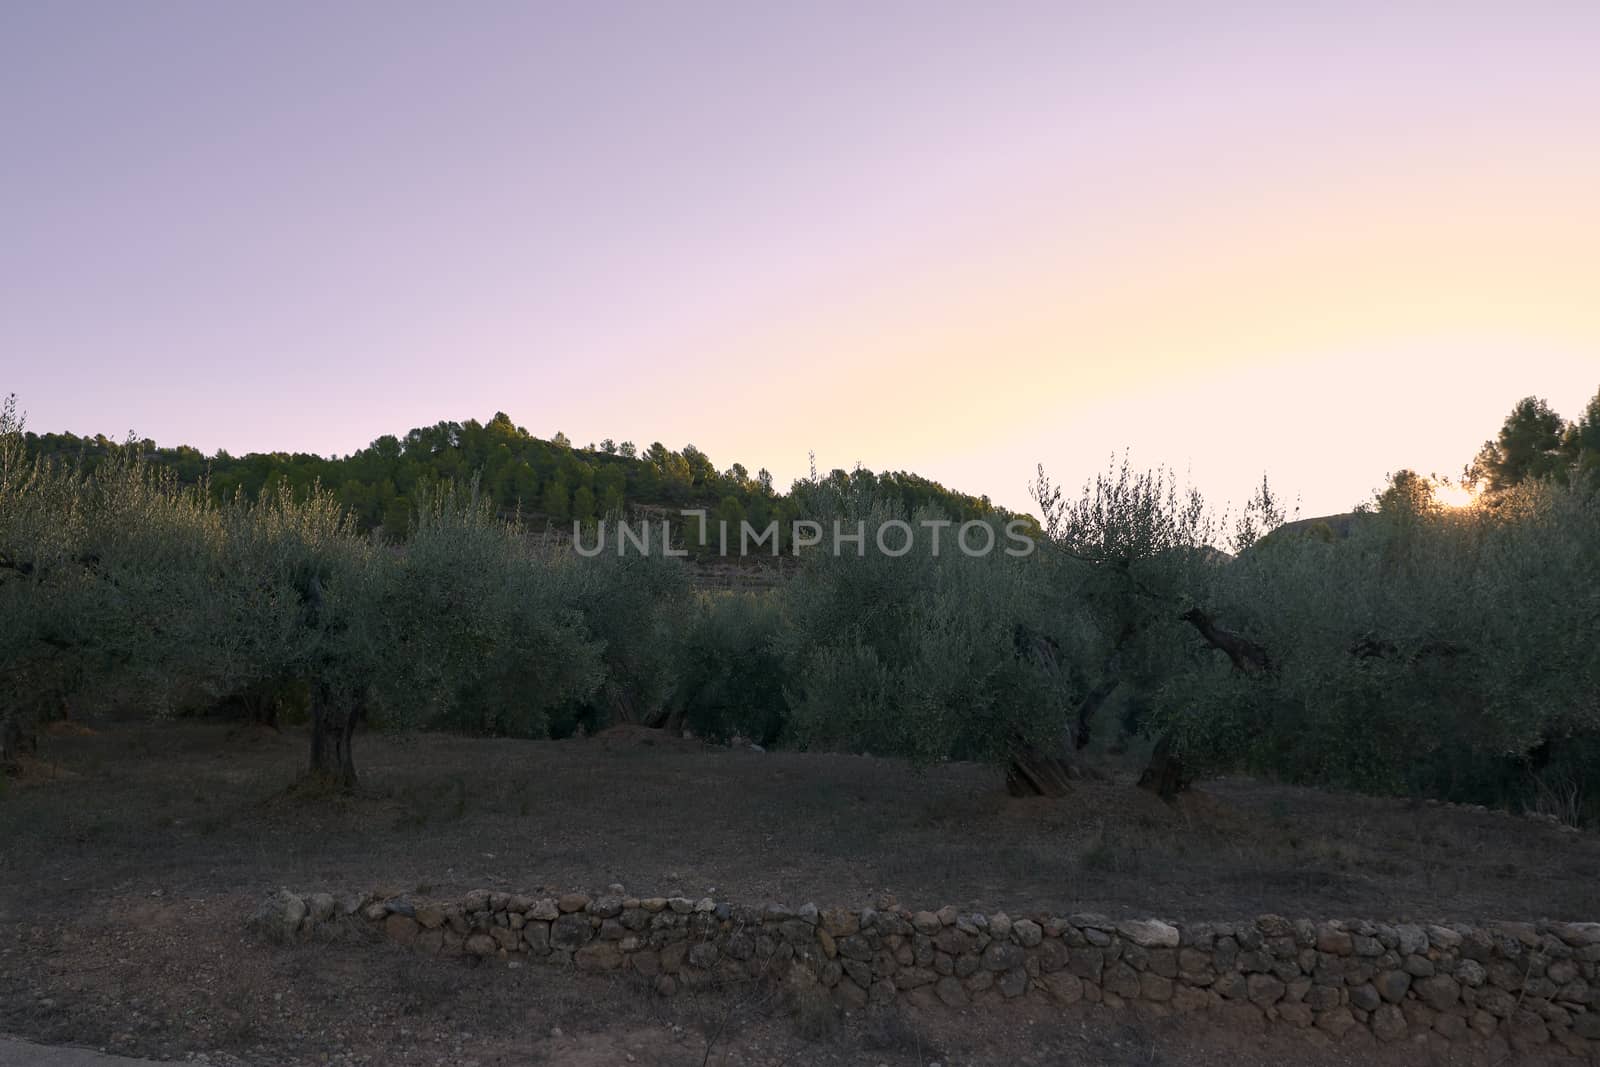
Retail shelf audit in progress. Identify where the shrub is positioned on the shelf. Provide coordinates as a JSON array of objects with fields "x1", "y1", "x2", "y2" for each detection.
[{"x1": 671, "y1": 592, "x2": 788, "y2": 744}]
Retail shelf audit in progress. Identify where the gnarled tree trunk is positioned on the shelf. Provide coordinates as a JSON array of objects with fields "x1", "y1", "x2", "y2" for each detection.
[
  {"x1": 1, "y1": 711, "x2": 36, "y2": 769},
  {"x1": 1137, "y1": 734, "x2": 1190, "y2": 801},
  {"x1": 1138, "y1": 607, "x2": 1273, "y2": 801},
  {"x1": 308, "y1": 684, "x2": 362, "y2": 791},
  {"x1": 1006, "y1": 740, "x2": 1076, "y2": 797}
]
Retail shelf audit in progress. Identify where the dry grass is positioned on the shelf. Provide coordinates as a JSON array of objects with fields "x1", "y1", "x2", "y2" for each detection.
[
  {"x1": 3, "y1": 722, "x2": 1596, "y2": 925},
  {"x1": 2, "y1": 721, "x2": 1598, "y2": 1065}
]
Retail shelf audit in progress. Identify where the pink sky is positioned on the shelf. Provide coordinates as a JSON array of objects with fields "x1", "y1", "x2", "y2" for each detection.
[{"x1": 3, "y1": 2, "x2": 1598, "y2": 516}]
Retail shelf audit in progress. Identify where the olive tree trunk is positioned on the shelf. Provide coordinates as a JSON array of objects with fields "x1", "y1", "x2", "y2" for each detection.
[
  {"x1": 307, "y1": 685, "x2": 362, "y2": 791},
  {"x1": 1, "y1": 711, "x2": 35, "y2": 768}
]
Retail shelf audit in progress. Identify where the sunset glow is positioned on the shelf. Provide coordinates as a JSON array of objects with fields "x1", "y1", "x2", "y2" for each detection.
[
  {"x1": 1433, "y1": 482, "x2": 1476, "y2": 510},
  {"x1": 3, "y1": 3, "x2": 1598, "y2": 517}
]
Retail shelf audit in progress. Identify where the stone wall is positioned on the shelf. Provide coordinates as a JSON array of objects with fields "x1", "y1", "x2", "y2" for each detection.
[{"x1": 264, "y1": 888, "x2": 1600, "y2": 1056}]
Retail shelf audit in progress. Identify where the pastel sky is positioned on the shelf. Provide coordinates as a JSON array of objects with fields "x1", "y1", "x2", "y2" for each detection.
[{"x1": 4, "y1": 1, "x2": 1598, "y2": 517}]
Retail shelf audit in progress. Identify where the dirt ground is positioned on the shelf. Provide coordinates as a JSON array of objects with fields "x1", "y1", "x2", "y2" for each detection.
[{"x1": 2, "y1": 722, "x2": 1597, "y2": 1066}]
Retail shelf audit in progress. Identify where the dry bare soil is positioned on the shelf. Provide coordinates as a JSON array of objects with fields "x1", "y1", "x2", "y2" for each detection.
[{"x1": 2, "y1": 723, "x2": 1596, "y2": 1066}]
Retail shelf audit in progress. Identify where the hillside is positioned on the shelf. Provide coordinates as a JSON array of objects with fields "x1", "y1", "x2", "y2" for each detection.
[{"x1": 19, "y1": 411, "x2": 1023, "y2": 546}]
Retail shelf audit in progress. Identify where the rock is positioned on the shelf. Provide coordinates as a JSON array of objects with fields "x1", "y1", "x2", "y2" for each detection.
[
  {"x1": 688, "y1": 942, "x2": 720, "y2": 969},
  {"x1": 1040, "y1": 971, "x2": 1083, "y2": 1004},
  {"x1": 1118, "y1": 920, "x2": 1180, "y2": 948},
  {"x1": 1402, "y1": 954, "x2": 1434, "y2": 977},
  {"x1": 1426, "y1": 925, "x2": 1463, "y2": 951},
  {"x1": 1348, "y1": 983, "x2": 1380, "y2": 1012},
  {"x1": 589, "y1": 896, "x2": 623, "y2": 918},
  {"x1": 1415, "y1": 975, "x2": 1461, "y2": 1011},
  {"x1": 1315, "y1": 1006, "x2": 1357, "y2": 1037},
  {"x1": 384, "y1": 914, "x2": 419, "y2": 946},
  {"x1": 821, "y1": 907, "x2": 858, "y2": 937},
  {"x1": 257, "y1": 890, "x2": 307, "y2": 939},
  {"x1": 1013, "y1": 919, "x2": 1042, "y2": 947},
  {"x1": 913, "y1": 911, "x2": 942, "y2": 935},
  {"x1": 1477, "y1": 987, "x2": 1517, "y2": 1017},
  {"x1": 1455, "y1": 959, "x2": 1487, "y2": 987},
  {"x1": 989, "y1": 913, "x2": 1012, "y2": 940},
  {"x1": 1141, "y1": 973, "x2": 1174, "y2": 1001},
  {"x1": 836, "y1": 934, "x2": 872, "y2": 961},
  {"x1": 1372, "y1": 1004, "x2": 1407, "y2": 1042},
  {"x1": 1104, "y1": 962, "x2": 1141, "y2": 999},
  {"x1": 1068, "y1": 946, "x2": 1103, "y2": 980},
  {"x1": 999, "y1": 968, "x2": 1029, "y2": 998},
  {"x1": 415, "y1": 904, "x2": 446, "y2": 930},
  {"x1": 1172, "y1": 984, "x2": 1210, "y2": 1015},
  {"x1": 1244, "y1": 974, "x2": 1284, "y2": 1006},
  {"x1": 306, "y1": 892, "x2": 336, "y2": 923},
  {"x1": 550, "y1": 915, "x2": 593, "y2": 951},
  {"x1": 1279, "y1": 1002, "x2": 1313, "y2": 1027},
  {"x1": 1036, "y1": 938, "x2": 1069, "y2": 973},
  {"x1": 529, "y1": 899, "x2": 559, "y2": 921},
  {"x1": 557, "y1": 893, "x2": 590, "y2": 913},
  {"x1": 660, "y1": 942, "x2": 688, "y2": 972},
  {"x1": 1257, "y1": 915, "x2": 1293, "y2": 939},
  {"x1": 1351, "y1": 935, "x2": 1383, "y2": 957},
  {"x1": 1389, "y1": 924, "x2": 1424, "y2": 955},
  {"x1": 1375, "y1": 969, "x2": 1411, "y2": 1003},
  {"x1": 1305, "y1": 984, "x2": 1340, "y2": 1012},
  {"x1": 1316, "y1": 925, "x2": 1353, "y2": 955},
  {"x1": 1434, "y1": 1013, "x2": 1468, "y2": 1041},
  {"x1": 489, "y1": 925, "x2": 518, "y2": 951},
  {"x1": 893, "y1": 967, "x2": 936, "y2": 990},
  {"x1": 1509, "y1": 1010, "x2": 1549, "y2": 1047},
  {"x1": 1545, "y1": 958, "x2": 1579, "y2": 984},
  {"x1": 982, "y1": 942, "x2": 1025, "y2": 972},
  {"x1": 1214, "y1": 972, "x2": 1247, "y2": 1000},
  {"x1": 935, "y1": 975, "x2": 968, "y2": 1006},
  {"x1": 1552, "y1": 923, "x2": 1600, "y2": 948},
  {"x1": 465, "y1": 933, "x2": 497, "y2": 957}
]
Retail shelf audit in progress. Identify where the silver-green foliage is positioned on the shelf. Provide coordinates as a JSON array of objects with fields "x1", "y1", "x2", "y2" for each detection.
[
  {"x1": 777, "y1": 497, "x2": 1063, "y2": 765},
  {"x1": 0, "y1": 402, "x2": 619, "y2": 760},
  {"x1": 1162, "y1": 480, "x2": 1600, "y2": 802}
]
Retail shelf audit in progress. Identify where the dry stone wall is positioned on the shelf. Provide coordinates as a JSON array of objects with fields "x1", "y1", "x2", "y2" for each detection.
[{"x1": 264, "y1": 887, "x2": 1600, "y2": 1056}]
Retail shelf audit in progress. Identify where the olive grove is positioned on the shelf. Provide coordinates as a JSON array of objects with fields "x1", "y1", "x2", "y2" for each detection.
[{"x1": 4, "y1": 390, "x2": 1598, "y2": 824}]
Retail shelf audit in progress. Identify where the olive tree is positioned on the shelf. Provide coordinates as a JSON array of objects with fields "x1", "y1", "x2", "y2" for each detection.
[
  {"x1": 1027, "y1": 457, "x2": 1224, "y2": 795},
  {"x1": 776, "y1": 493, "x2": 1067, "y2": 782},
  {"x1": 382, "y1": 485, "x2": 605, "y2": 740},
  {"x1": 1, "y1": 406, "x2": 226, "y2": 758},
  {"x1": 1158, "y1": 477, "x2": 1600, "y2": 821}
]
